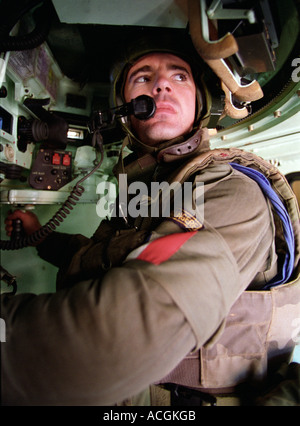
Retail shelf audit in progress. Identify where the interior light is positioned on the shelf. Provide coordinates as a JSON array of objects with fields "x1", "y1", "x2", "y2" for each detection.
[{"x1": 67, "y1": 128, "x2": 84, "y2": 140}]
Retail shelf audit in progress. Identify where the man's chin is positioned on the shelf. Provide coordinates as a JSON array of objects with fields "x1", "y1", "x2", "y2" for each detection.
[{"x1": 137, "y1": 122, "x2": 181, "y2": 146}]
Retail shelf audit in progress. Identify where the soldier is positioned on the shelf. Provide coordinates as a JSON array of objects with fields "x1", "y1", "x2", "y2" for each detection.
[{"x1": 2, "y1": 31, "x2": 300, "y2": 406}]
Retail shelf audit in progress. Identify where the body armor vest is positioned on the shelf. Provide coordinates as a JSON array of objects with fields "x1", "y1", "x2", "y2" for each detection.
[{"x1": 157, "y1": 147, "x2": 300, "y2": 393}]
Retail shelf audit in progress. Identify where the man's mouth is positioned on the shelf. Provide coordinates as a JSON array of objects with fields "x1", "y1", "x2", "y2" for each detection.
[{"x1": 155, "y1": 102, "x2": 176, "y2": 114}]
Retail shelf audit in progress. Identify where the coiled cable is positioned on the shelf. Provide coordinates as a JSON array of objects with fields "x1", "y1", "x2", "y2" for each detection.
[{"x1": 0, "y1": 131, "x2": 104, "y2": 250}]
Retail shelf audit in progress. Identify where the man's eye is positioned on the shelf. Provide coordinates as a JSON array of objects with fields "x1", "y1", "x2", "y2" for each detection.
[
  {"x1": 135, "y1": 75, "x2": 150, "y2": 83},
  {"x1": 174, "y1": 73, "x2": 187, "y2": 81}
]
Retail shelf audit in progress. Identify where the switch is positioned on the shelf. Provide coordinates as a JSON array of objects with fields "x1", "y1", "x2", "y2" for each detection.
[
  {"x1": 52, "y1": 153, "x2": 61, "y2": 165},
  {"x1": 62, "y1": 154, "x2": 71, "y2": 166},
  {"x1": 44, "y1": 153, "x2": 51, "y2": 162}
]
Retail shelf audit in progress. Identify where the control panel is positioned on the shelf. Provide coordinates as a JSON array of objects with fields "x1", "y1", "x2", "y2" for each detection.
[{"x1": 29, "y1": 148, "x2": 72, "y2": 190}]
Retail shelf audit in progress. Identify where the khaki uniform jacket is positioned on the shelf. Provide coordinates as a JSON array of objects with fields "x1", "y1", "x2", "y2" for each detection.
[{"x1": 0, "y1": 138, "x2": 284, "y2": 405}]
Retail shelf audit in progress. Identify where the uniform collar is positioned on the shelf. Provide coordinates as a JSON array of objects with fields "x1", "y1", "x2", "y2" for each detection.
[{"x1": 114, "y1": 128, "x2": 210, "y2": 183}]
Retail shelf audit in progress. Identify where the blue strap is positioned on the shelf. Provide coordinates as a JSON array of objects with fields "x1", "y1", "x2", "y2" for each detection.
[{"x1": 230, "y1": 163, "x2": 295, "y2": 289}]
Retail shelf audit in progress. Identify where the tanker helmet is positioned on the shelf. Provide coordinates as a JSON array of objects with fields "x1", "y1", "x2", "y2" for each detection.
[{"x1": 110, "y1": 28, "x2": 211, "y2": 134}]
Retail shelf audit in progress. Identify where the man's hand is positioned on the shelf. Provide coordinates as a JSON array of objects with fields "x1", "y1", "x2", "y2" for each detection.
[{"x1": 5, "y1": 210, "x2": 42, "y2": 237}]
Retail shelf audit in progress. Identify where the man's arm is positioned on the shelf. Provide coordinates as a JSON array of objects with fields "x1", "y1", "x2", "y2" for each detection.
[
  {"x1": 1, "y1": 223, "x2": 240, "y2": 406},
  {"x1": 1, "y1": 166, "x2": 274, "y2": 405}
]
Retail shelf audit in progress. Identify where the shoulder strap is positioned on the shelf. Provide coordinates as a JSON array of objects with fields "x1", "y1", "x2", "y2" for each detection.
[{"x1": 230, "y1": 162, "x2": 295, "y2": 289}]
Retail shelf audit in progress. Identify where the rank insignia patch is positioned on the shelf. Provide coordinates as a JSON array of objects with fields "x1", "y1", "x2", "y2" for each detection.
[{"x1": 168, "y1": 210, "x2": 204, "y2": 231}]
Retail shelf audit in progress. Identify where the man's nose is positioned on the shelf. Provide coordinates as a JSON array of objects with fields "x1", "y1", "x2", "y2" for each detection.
[{"x1": 152, "y1": 76, "x2": 172, "y2": 94}]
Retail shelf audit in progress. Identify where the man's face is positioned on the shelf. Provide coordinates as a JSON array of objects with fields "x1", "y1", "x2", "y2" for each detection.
[{"x1": 123, "y1": 53, "x2": 197, "y2": 147}]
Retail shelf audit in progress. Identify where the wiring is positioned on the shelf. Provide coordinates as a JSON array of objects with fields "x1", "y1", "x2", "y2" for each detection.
[{"x1": 0, "y1": 130, "x2": 104, "y2": 250}]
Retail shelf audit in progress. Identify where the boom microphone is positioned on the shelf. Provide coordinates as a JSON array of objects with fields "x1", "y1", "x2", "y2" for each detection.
[{"x1": 113, "y1": 95, "x2": 156, "y2": 120}]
